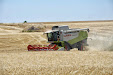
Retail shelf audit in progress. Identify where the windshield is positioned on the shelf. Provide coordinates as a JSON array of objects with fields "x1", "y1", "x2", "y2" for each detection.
[
  {"x1": 48, "y1": 33, "x2": 52, "y2": 40},
  {"x1": 47, "y1": 32, "x2": 58, "y2": 41}
]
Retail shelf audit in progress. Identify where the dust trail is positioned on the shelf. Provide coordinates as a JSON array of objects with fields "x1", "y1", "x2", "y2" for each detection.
[{"x1": 87, "y1": 34, "x2": 113, "y2": 51}]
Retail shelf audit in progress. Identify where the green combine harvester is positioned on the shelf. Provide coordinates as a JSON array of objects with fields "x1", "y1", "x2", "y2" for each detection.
[{"x1": 27, "y1": 25, "x2": 89, "y2": 51}]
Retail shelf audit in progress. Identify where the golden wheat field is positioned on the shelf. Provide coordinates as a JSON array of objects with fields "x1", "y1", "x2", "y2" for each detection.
[{"x1": 0, "y1": 21, "x2": 113, "y2": 75}]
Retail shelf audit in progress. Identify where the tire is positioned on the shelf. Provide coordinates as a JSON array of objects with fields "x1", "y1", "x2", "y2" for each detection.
[
  {"x1": 77, "y1": 41, "x2": 83, "y2": 51},
  {"x1": 64, "y1": 43, "x2": 71, "y2": 51}
]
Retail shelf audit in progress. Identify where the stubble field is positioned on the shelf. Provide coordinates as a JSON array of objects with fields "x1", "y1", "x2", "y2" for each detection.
[{"x1": 0, "y1": 21, "x2": 113, "y2": 75}]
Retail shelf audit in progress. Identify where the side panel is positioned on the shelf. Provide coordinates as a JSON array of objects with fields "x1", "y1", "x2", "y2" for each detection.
[
  {"x1": 68, "y1": 31, "x2": 88, "y2": 45},
  {"x1": 62, "y1": 32, "x2": 79, "y2": 41}
]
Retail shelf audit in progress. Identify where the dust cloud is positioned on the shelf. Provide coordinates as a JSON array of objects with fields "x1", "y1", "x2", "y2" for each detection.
[{"x1": 87, "y1": 34, "x2": 113, "y2": 51}]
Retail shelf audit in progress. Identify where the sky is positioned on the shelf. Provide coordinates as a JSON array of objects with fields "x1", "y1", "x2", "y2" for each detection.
[{"x1": 0, "y1": 0, "x2": 113, "y2": 23}]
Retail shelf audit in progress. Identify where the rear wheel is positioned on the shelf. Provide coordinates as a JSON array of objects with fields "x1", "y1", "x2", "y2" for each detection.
[{"x1": 77, "y1": 41, "x2": 83, "y2": 51}]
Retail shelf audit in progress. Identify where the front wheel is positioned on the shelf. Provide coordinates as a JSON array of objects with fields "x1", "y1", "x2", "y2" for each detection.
[{"x1": 64, "y1": 43, "x2": 71, "y2": 51}]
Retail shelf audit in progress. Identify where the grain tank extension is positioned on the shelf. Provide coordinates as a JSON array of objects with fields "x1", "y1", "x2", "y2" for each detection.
[{"x1": 27, "y1": 25, "x2": 89, "y2": 51}]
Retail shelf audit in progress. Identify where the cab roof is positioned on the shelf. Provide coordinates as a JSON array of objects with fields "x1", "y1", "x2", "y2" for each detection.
[{"x1": 44, "y1": 30, "x2": 59, "y2": 34}]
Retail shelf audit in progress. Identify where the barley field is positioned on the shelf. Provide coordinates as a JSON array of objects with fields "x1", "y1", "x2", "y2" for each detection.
[{"x1": 0, "y1": 21, "x2": 113, "y2": 75}]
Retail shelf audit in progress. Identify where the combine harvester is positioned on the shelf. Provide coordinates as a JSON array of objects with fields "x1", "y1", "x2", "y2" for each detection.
[{"x1": 27, "y1": 25, "x2": 89, "y2": 51}]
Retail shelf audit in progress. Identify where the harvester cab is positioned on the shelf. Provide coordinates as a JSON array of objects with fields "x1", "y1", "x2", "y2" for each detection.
[
  {"x1": 46, "y1": 30, "x2": 59, "y2": 41},
  {"x1": 27, "y1": 25, "x2": 89, "y2": 51}
]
